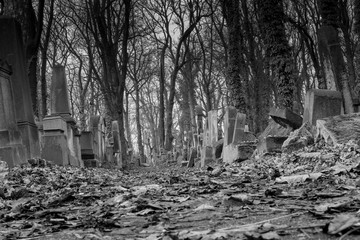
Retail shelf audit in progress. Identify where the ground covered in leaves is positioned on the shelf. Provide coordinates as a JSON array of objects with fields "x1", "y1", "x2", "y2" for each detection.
[{"x1": 2, "y1": 143, "x2": 360, "y2": 239}]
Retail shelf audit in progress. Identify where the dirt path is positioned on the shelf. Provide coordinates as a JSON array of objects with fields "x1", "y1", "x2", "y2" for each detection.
[{"x1": 1, "y1": 149, "x2": 360, "y2": 239}]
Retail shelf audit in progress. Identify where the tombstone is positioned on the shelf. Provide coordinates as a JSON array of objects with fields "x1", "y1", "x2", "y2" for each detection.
[
  {"x1": 200, "y1": 146, "x2": 213, "y2": 167},
  {"x1": 207, "y1": 110, "x2": 218, "y2": 146},
  {"x1": 223, "y1": 106, "x2": 237, "y2": 146},
  {"x1": 73, "y1": 128, "x2": 83, "y2": 167},
  {"x1": 0, "y1": 17, "x2": 40, "y2": 159},
  {"x1": 269, "y1": 107, "x2": 303, "y2": 129},
  {"x1": 89, "y1": 116, "x2": 106, "y2": 164},
  {"x1": 42, "y1": 66, "x2": 80, "y2": 166},
  {"x1": 41, "y1": 115, "x2": 70, "y2": 165},
  {"x1": 303, "y1": 89, "x2": 342, "y2": 125},
  {"x1": 222, "y1": 109, "x2": 257, "y2": 163},
  {"x1": 112, "y1": 121, "x2": 122, "y2": 168},
  {"x1": 80, "y1": 131, "x2": 98, "y2": 167},
  {"x1": 0, "y1": 60, "x2": 26, "y2": 167}
]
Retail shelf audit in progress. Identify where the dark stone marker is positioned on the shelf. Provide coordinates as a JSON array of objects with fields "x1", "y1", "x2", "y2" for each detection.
[{"x1": 0, "y1": 17, "x2": 40, "y2": 159}]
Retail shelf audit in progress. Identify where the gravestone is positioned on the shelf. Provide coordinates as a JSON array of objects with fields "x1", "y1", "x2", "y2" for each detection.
[
  {"x1": 0, "y1": 17, "x2": 40, "y2": 159},
  {"x1": 303, "y1": 89, "x2": 342, "y2": 125},
  {"x1": 223, "y1": 106, "x2": 237, "y2": 146},
  {"x1": 207, "y1": 110, "x2": 218, "y2": 146},
  {"x1": 112, "y1": 121, "x2": 122, "y2": 168},
  {"x1": 269, "y1": 107, "x2": 303, "y2": 129},
  {"x1": 89, "y1": 116, "x2": 106, "y2": 164},
  {"x1": 41, "y1": 115, "x2": 70, "y2": 165},
  {"x1": 42, "y1": 66, "x2": 80, "y2": 166},
  {"x1": 0, "y1": 60, "x2": 26, "y2": 167},
  {"x1": 80, "y1": 131, "x2": 98, "y2": 167}
]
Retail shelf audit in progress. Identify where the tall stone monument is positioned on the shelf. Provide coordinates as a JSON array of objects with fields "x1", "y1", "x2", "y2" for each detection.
[
  {"x1": 42, "y1": 65, "x2": 81, "y2": 166},
  {"x1": 0, "y1": 17, "x2": 40, "y2": 159},
  {"x1": 0, "y1": 60, "x2": 26, "y2": 167}
]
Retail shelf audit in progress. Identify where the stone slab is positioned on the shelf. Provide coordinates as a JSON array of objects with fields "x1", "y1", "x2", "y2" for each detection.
[
  {"x1": 269, "y1": 107, "x2": 303, "y2": 129},
  {"x1": 41, "y1": 132, "x2": 69, "y2": 166},
  {"x1": 83, "y1": 159, "x2": 99, "y2": 168},
  {"x1": 224, "y1": 106, "x2": 237, "y2": 146},
  {"x1": 257, "y1": 136, "x2": 288, "y2": 154},
  {"x1": 0, "y1": 144, "x2": 26, "y2": 168},
  {"x1": 43, "y1": 115, "x2": 67, "y2": 132},
  {"x1": 200, "y1": 146, "x2": 214, "y2": 167},
  {"x1": 223, "y1": 143, "x2": 256, "y2": 163},
  {"x1": 303, "y1": 89, "x2": 342, "y2": 125}
]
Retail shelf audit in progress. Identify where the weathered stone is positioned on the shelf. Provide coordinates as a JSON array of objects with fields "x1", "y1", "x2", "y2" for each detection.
[
  {"x1": 41, "y1": 116, "x2": 70, "y2": 166},
  {"x1": 187, "y1": 148, "x2": 197, "y2": 168},
  {"x1": 0, "y1": 17, "x2": 40, "y2": 159},
  {"x1": 232, "y1": 113, "x2": 246, "y2": 144},
  {"x1": 256, "y1": 119, "x2": 292, "y2": 154},
  {"x1": 282, "y1": 122, "x2": 314, "y2": 153},
  {"x1": 214, "y1": 139, "x2": 224, "y2": 159},
  {"x1": 207, "y1": 110, "x2": 218, "y2": 146},
  {"x1": 303, "y1": 89, "x2": 342, "y2": 125},
  {"x1": 201, "y1": 146, "x2": 214, "y2": 167},
  {"x1": 269, "y1": 107, "x2": 303, "y2": 129},
  {"x1": 90, "y1": 116, "x2": 106, "y2": 164},
  {"x1": 50, "y1": 65, "x2": 71, "y2": 115},
  {"x1": 316, "y1": 113, "x2": 360, "y2": 146},
  {"x1": 0, "y1": 60, "x2": 26, "y2": 167},
  {"x1": 223, "y1": 106, "x2": 237, "y2": 146},
  {"x1": 41, "y1": 131, "x2": 70, "y2": 166},
  {"x1": 83, "y1": 159, "x2": 99, "y2": 168},
  {"x1": 263, "y1": 136, "x2": 288, "y2": 153},
  {"x1": 223, "y1": 143, "x2": 256, "y2": 163}
]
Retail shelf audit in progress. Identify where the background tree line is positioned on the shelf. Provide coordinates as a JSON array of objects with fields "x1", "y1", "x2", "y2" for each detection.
[{"x1": 2, "y1": 0, "x2": 360, "y2": 166}]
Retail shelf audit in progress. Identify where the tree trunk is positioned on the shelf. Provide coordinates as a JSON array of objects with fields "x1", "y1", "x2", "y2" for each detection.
[
  {"x1": 257, "y1": 0, "x2": 296, "y2": 110},
  {"x1": 135, "y1": 79, "x2": 145, "y2": 163},
  {"x1": 158, "y1": 39, "x2": 167, "y2": 148},
  {"x1": 221, "y1": 0, "x2": 247, "y2": 112}
]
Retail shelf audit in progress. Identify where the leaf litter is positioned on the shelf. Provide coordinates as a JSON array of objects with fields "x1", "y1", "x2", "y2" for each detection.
[{"x1": 1, "y1": 140, "x2": 360, "y2": 239}]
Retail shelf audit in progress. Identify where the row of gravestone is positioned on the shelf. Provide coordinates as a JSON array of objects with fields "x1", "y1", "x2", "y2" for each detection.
[
  {"x1": 189, "y1": 88, "x2": 351, "y2": 167},
  {"x1": 0, "y1": 17, "x2": 123, "y2": 168}
]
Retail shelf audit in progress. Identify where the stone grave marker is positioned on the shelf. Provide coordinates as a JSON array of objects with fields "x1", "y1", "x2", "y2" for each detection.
[
  {"x1": 303, "y1": 89, "x2": 342, "y2": 125},
  {"x1": 0, "y1": 17, "x2": 40, "y2": 159},
  {"x1": 42, "y1": 66, "x2": 80, "y2": 166},
  {"x1": 112, "y1": 121, "x2": 122, "y2": 168},
  {"x1": 223, "y1": 106, "x2": 237, "y2": 146},
  {"x1": 0, "y1": 60, "x2": 26, "y2": 167},
  {"x1": 90, "y1": 116, "x2": 106, "y2": 164}
]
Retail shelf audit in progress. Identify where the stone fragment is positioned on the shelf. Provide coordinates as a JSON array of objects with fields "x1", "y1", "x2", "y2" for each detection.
[
  {"x1": 257, "y1": 119, "x2": 293, "y2": 154},
  {"x1": 282, "y1": 122, "x2": 314, "y2": 153},
  {"x1": 303, "y1": 89, "x2": 342, "y2": 125},
  {"x1": 223, "y1": 143, "x2": 256, "y2": 163},
  {"x1": 269, "y1": 107, "x2": 303, "y2": 129},
  {"x1": 316, "y1": 113, "x2": 360, "y2": 146}
]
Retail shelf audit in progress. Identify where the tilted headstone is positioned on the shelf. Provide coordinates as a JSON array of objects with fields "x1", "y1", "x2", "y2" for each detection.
[
  {"x1": 0, "y1": 60, "x2": 26, "y2": 167},
  {"x1": 303, "y1": 89, "x2": 342, "y2": 125},
  {"x1": 0, "y1": 17, "x2": 40, "y2": 159}
]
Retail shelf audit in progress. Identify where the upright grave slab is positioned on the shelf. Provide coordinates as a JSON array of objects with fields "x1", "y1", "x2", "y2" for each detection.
[
  {"x1": 223, "y1": 111, "x2": 256, "y2": 163},
  {"x1": 0, "y1": 60, "x2": 26, "y2": 167},
  {"x1": 112, "y1": 121, "x2": 122, "y2": 168},
  {"x1": 303, "y1": 89, "x2": 342, "y2": 125},
  {"x1": 0, "y1": 17, "x2": 40, "y2": 159},
  {"x1": 89, "y1": 116, "x2": 106, "y2": 164},
  {"x1": 208, "y1": 110, "x2": 218, "y2": 146},
  {"x1": 80, "y1": 131, "x2": 98, "y2": 167}
]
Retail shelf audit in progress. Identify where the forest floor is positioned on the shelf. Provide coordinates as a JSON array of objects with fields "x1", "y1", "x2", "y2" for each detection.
[{"x1": 2, "y1": 141, "x2": 360, "y2": 239}]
